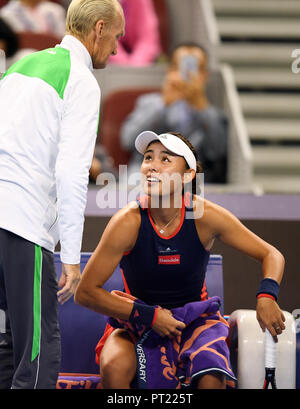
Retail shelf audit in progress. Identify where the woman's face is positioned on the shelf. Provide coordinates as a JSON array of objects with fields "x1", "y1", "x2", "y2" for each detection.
[{"x1": 140, "y1": 141, "x2": 194, "y2": 199}]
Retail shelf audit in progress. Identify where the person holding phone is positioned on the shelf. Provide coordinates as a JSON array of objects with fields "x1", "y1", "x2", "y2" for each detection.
[{"x1": 120, "y1": 42, "x2": 228, "y2": 184}]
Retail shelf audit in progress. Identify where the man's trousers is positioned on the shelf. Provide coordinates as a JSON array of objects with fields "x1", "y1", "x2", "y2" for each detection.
[{"x1": 0, "y1": 228, "x2": 61, "y2": 389}]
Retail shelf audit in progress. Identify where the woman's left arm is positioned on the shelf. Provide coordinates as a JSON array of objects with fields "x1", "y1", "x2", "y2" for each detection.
[{"x1": 208, "y1": 201, "x2": 286, "y2": 339}]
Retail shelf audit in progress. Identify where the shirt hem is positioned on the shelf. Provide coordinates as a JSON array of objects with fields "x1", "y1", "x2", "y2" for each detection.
[{"x1": 0, "y1": 223, "x2": 54, "y2": 253}]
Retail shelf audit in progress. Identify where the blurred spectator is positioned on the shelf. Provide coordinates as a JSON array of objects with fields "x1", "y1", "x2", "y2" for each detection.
[
  {"x1": 109, "y1": 0, "x2": 161, "y2": 66},
  {"x1": 0, "y1": 16, "x2": 18, "y2": 58},
  {"x1": 89, "y1": 145, "x2": 118, "y2": 184},
  {"x1": 0, "y1": 16, "x2": 34, "y2": 67},
  {"x1": 120, "y1": 42, "x2": 228, "y2": 183},
  {"x1": 0, "y1": 0, "x2": 66, "y2": 39}
]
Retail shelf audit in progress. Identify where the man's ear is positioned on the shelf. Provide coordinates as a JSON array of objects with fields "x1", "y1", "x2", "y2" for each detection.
[{"x1": 95, "y1": 19, "x2": 105, "y2": 38}]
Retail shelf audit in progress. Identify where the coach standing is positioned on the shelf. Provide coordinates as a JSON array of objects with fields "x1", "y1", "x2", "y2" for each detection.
[{"x1": 0, "y1": 0, "x2": 125, "y2": 389}]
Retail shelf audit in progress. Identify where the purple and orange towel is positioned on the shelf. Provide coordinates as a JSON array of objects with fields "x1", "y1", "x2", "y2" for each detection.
[{"x1": 100, "y1": 291, "x2": 236, "y2": 389}]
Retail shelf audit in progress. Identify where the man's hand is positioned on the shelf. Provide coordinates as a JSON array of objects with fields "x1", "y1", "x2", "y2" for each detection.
[
  {"x1": 57, "y1": 263, "x2": 81, "y2": 305},
  {"x1": 152, "y1": 308, "x2": 186, "y2": 339},
  {"x1": 256, "y1": 297, "x2": 286, "y2": 342}
]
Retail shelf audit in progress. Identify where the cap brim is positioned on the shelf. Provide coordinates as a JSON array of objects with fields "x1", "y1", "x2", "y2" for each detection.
[
  {"x1": 135, "y1": 131, "x2": 197, "y2": 171},
  {"x1": 135, "y1": 131, "x2": 159, "y2": 154}
]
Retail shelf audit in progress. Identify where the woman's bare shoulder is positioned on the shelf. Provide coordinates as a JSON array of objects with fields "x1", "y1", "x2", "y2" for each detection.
[
  {"x1": 99, "y1": 201, "x2": 142, "y2": 253},
  {"x1": 109, "y1": 201, "x2": 141, "y2": 230},
  {"x1": 192, "y1": 195, "x2": 223, "y2": 216},
  {"x1": 193, "y1": 195, "x2": 234, "y2": 226}
]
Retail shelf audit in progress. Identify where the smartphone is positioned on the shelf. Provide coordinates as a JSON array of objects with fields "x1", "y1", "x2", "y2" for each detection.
[{"x1": 179, "y1": 55, "x2": 199, "y2": 81}]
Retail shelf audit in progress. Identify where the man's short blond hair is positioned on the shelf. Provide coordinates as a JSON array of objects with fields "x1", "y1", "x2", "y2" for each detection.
[{"x1": 66, "y1": 0, "x2": 122, "y2": 39}]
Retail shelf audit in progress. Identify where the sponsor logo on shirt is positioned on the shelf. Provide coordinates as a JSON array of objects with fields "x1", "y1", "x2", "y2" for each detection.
[
  {"x1": 158, "y1": 255, "x2": 180, "y2": 265},
  {"x1": 158, "y1": 246, "x2": 178, "y2": 254}
]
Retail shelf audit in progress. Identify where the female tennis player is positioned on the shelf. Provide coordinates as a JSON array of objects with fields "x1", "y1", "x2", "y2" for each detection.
[{"x1": 75, "y1": 131, "x2": 286, "y2": 389}]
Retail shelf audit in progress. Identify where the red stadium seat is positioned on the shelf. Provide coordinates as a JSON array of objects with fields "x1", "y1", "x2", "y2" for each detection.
[
  {"x1": 98, "y1": 88, "x2": 160, "y2": 169},
  {"x1": 0, "y1": 0, "x2": 9, "y2": 8},
  {"x1": 17, "y1": 31, "x2": 61, "y2": 51},
  {"x1": 152, "y1": 0, "x2": 170, "y2": 55}
]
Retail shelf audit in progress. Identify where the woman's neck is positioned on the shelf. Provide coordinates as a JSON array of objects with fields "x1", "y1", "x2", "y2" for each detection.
[{"x1": 148, "y1": 195, "x2": 183, "y2": 225}]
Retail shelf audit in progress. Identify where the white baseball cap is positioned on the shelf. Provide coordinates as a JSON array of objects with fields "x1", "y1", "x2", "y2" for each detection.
[{"x1": 135, "y1": 131, "x2": 197, "y2": 171}]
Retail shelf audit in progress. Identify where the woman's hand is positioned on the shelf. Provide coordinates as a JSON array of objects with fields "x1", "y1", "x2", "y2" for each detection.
[
  {"x1": 256, "y1": 297, "x2": 286, "y2": 341},
  {"x1": 152, "y1": 308, "x2": 186, "y2": 339}
]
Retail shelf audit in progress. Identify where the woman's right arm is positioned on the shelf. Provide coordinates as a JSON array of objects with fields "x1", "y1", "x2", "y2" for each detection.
[
  {"x1": 74, "y1": 202, "x2": 141, "y2": 320},
  {"x1": 74, "y1": 202, "x2": 185, "y2": 337}
]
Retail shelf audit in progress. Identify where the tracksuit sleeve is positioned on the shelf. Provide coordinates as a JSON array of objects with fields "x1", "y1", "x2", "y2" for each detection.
[{"x1": 55, "y1": 75, "x2": 101, "y2": 264}]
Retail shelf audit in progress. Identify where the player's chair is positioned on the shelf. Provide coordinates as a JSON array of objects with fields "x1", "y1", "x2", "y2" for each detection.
[
  {"x1": 55, "y1": 252, "x2": 297, "y2": 389},
  {"x1": 228, "y1": 309, "x2": 296, "y2": 389}
]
